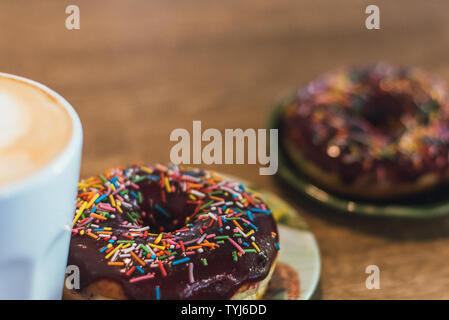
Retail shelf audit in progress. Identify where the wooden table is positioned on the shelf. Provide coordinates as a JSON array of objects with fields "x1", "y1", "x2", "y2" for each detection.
[{"x1": 1, "y1": 0, "x2": 449, "y2": 299}]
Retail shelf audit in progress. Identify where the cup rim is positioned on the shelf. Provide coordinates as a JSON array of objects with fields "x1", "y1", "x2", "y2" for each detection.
[{"x1": 0, "y1": 72, "x2": 83, "y2": 196}]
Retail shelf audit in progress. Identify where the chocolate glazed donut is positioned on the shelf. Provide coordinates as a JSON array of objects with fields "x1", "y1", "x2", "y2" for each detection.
[
  {"x1": 282, "y1": 64, "x2": 449, "y2": 200},
  {"x1": 66, "y1": 164, "x2": 279, "y2": 300}
]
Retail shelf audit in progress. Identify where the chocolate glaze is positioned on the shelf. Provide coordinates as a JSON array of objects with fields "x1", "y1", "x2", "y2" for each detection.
[
  {"x1": 282, "y1": 64, "x2": 449, "y2": 185},
  {"x1": 68, "y1": 168, "x2": 279, "y2": 300}
]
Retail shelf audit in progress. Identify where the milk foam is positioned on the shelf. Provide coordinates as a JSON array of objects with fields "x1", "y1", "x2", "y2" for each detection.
[
  {"x1": 0, "y1": 76, "x2": 72, "y2": 186},
  {"x1": 0, "y1": 92, "x2": 28, "y2": 148}
]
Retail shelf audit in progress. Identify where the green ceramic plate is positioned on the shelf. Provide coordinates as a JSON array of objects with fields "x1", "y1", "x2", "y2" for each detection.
[{"x1": 269, "y1": 102, "x2": 449, "y2": 219}]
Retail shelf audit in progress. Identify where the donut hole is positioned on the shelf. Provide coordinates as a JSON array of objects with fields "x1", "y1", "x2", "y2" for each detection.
[
  {"x1": 138, "y1": 181, "x2": 196, "y2": 232},
  {"x1": 360, "y1": 91, "x2": 418, "y2": 138},
  {"x1": 144, "y1": 214, "x2": 185, "y2": 233}
]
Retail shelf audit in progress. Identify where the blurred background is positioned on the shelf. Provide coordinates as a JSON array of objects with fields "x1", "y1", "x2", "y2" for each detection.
[{"x1": 1, "y1": 0, "x2": 448, "y2": 299}]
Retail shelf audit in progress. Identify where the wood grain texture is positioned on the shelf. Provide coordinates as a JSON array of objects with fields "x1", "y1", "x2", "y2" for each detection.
[{"x1": 1, "y1": 0, "x2": 449, "y2": 299}]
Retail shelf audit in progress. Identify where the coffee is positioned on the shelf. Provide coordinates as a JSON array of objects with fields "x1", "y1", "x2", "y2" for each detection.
[
  {"x1": 0, "y1": 75, "x2": 72, "y2": 186},
  {"x1": 0, "y1": 73, "x2": 82, "y2": 299}
]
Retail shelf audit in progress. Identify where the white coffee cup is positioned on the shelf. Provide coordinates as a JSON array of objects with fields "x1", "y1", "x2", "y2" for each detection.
[{"x1": 0, "y1": 73, "x2": 82, "y2": 299}]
